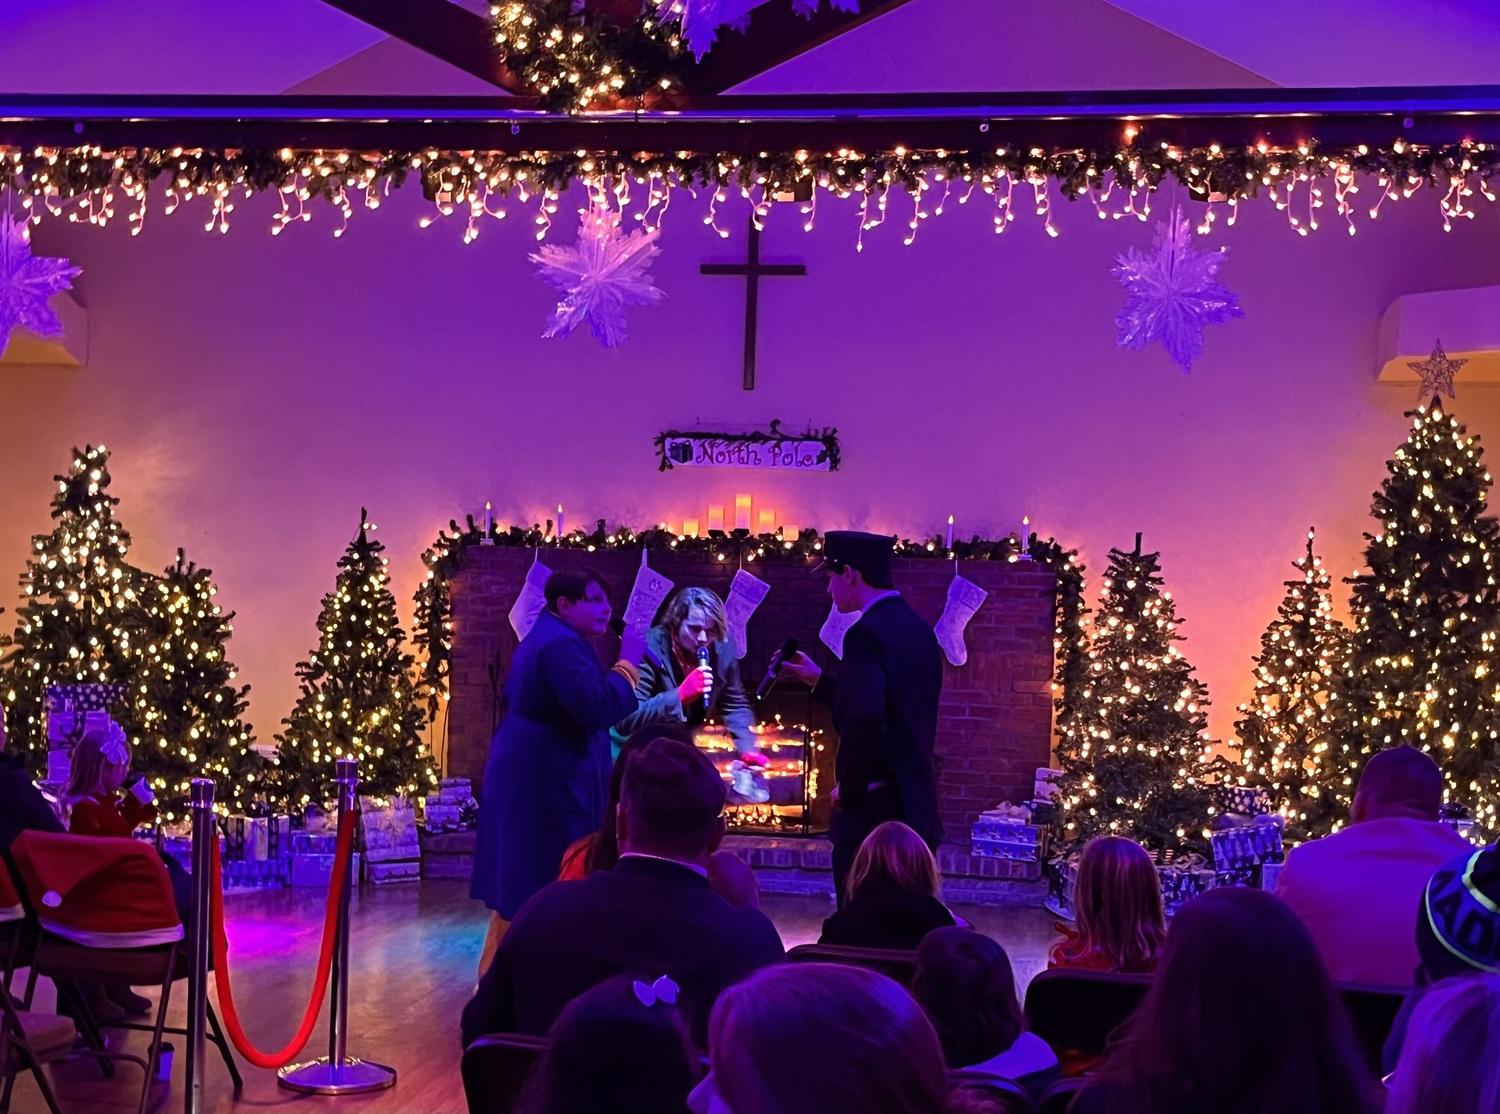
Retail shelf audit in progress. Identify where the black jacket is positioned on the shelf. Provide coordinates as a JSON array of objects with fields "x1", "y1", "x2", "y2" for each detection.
[
  {"x1": 0, "y1": 752, "x2": 64, "y2": 856},
  {"x1": 818, "y1": 877, "x2": 956, "y2": 950},
  {"x1": 813, "y1": 595, "x2": 944, "y2": 848},
  {"x1": 461, "y1": 855, "x2": 785, "y2": 1048}
]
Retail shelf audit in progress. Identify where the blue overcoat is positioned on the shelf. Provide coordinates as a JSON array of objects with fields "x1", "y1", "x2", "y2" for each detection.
[{"x1": 471, "y1": 610, "x2": 638, "y2": 919}]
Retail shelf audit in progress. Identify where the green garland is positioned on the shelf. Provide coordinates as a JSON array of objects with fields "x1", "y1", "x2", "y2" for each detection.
[
  {"x1": 411, "y1": 516, "x2": 1087, "y2": 728},
  {"x1": 9, "y1": 138, "x2": 1499, "y2": 237},
  {"x1": 654, "y1": 421, "x2": 841, "y2": 472}
]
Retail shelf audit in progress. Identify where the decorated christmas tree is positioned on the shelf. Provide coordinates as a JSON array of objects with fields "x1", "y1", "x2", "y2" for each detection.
[
  {"x1": 273, "y1": 512, "x2": 434, "y2": 809},
  {"x1": 1055, "y1": 535, "x2": 1215, "y2": 855},
  {"x1": 1235, "y1": 529, "x2": 1351, "y2": 841},
  {"x1": 131, "y1": 550, "x2": 262, "y2": 821},
  {"x1": 1, "y1": 446, "x2": 142, "y2": 772},
  {"x1": 1343, "y1": 396, "x2": 1500, "y2": 839}
]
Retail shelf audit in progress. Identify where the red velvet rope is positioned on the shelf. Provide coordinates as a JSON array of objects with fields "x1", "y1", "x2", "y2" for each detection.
[{"x1": 208, "y1": 810, "x2": 357, "y2": 1070}]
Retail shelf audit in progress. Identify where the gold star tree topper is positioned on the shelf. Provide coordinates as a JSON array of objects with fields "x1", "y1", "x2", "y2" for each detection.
[{"x1": 1407, "y1": 340, "x2": 1467, "y2": 402}]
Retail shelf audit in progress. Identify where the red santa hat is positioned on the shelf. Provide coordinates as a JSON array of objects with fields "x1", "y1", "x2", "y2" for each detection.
[{"x1": 10, "y1": 832, "x2": 183, "y2": 948}]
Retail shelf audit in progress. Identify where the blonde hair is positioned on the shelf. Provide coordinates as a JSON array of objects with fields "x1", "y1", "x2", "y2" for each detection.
[
  {"x1": 62, "y1": 720, "x2": 130, "y2": 807},
  {"x1": 658, "y1": 587, "x2": 729, "y2": 644},
  {"x1": 707, "y1": 963, "x2": 979, "y2": 1114},
  {"x1": 1059, "y1": 836, "x2": 1165, "y2": 973},
  {"x1": 1387, "y1": 974, "x2": 1500, "y2": 1114},
  {"x1": 846, "y1": 821, "x2": 941, "y2": 905}
]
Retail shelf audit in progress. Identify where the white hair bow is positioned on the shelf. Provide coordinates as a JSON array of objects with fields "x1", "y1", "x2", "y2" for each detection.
[
  {"x1": 633, "y1": 975, "x2": 680, "y2": 1008},
  {"x1": 88, "y1": 712, "x2": 129, "y2": 765}
]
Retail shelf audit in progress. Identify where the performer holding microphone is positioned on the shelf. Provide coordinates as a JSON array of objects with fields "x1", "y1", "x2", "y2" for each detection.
[
  {"x1": 613, "y1": 587, "x2": 768, "y2": 797},
  {"x1": 779, "y1": 532, "x2": 944, "y2": 905}
]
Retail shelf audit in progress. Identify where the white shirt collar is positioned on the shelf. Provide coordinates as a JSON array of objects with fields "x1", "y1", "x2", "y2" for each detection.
[{"x1": 617, "y1": 852, "x2": 709, "y2": 879}]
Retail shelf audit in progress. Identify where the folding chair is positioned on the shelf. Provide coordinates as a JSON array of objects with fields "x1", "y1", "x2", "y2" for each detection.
[
  {"x1": 1022, "y1": 969, "x2": 1152, "y2": 1059},
  {"x1": 0, "y1": 867, "x2": 23, "y2": 991},
  {"x1": 461, "y1": 1032, "x2": 549, "y2": 1114},
  {"x1": 785, "y1": 943, "x2": 921, "y2": 987},
  {"x1": 10, "y1": 831, "x2": 241, "y2": 1114},
  {"x1": 0, "y1": 968, "x2": 72, "y2": 1114},
  {"x1": 1336, "y1": 982, "x2": 1407, "y2": 1076}
]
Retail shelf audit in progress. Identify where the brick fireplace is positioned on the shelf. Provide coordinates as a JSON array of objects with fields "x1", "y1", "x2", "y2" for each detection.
[{"x1": 445, "y1": 546, "x2": 1056, "y2": 845}]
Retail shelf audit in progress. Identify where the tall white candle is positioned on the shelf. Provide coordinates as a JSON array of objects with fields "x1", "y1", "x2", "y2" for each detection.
[
  {"x1": 945, "y1": 515, "x2": 954, "y2": 550},
  {"x1": 734, "y1": 494, "x2": 752, "y2": 532},
  {"x1": 556, "y1": 504, "x2": 565, "y2": 538},
  {"x1": 1021, "y1": 515, "x2": 1030, "y2": 550},
  {"x1": 484, "y1": 502, "x2": 492, "y2": 535}
]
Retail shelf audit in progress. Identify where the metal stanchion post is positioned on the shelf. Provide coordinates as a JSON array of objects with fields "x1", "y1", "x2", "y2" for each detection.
[
  {"x1": 185, "y1": 778, "x2": 215, "y2": 1114},
  {"x1": 278, "y1": 757, "x2": 397, "y2": 1095}
]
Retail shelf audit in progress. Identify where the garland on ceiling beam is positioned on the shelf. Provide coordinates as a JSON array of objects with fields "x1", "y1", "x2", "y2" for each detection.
[
  {"x1": 4, "y1": 137, "x2": 1496, "y2": 240},
  {"x1": 410, "y1": 517, "x2": 1087, "y2": 734}
]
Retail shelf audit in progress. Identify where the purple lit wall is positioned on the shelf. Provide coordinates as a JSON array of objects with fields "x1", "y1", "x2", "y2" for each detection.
[{"x1": 4, "y1": 182, "x2": 1500, "y2": 754}]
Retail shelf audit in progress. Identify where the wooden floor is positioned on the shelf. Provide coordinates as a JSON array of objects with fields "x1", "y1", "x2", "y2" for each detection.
[{"x1": 7, "y1": 879, "x2": 1060, "y2": 1114}]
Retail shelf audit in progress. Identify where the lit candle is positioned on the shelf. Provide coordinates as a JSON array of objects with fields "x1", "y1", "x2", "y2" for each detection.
[
  {"x1": 758, "y1": 508, "x2": 776, "y2": 534},
  {"x1": 1021, "y1": 515, "x2": 1030, "y2": 550},
  {"x1": 556, "y1": 504, "x2": 565, "y2": 538},
  {"x1": 945, "y1": 515, "x2": 954, "y2": 550},
  {"x1": 707, "y1": 504, "x2": 726, "y2": 533},
  {"x1": 683, "y1": 518, "x2": 700, "y2": 538},
  {"x1": 781, "y1": 523, "x2": 799, "y2": 543},
  {"x1": 735, "y1": 494, "x2": 752, "y2": 532},
  {"x1": 481, "y1": 501, "x2": 495, "y2": 545}
]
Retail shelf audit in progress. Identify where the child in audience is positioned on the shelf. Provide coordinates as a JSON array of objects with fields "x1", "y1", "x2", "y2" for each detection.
[
  {"x1": 689, "y1": 962, "x2": 999, "y2": 1114},
  {"x1": 62, "y1": 715, "x2": 157, "y2": 838},
  {"x1": 1385, "y1": 973, "x2": 1500, "y2": 1114},
  {"x1": 911, "y1": 926, "x2": 1059, "y2": 1098},
  {"x1": 60, "y1": 714, "x2": 160, "y2": 1019},
  {"x1": 518, "y1": 974, "x2": 696, "y2": 1114},
  {"x1": 1072, "y1": 888, "x2": 1372, "y2": 1114},
  {"x1": 818, "y1": 821, "x2": 956, "y2": 949},
  {"x1": 1049, "y1": 836, "x2": 1164, "y2": 973}
]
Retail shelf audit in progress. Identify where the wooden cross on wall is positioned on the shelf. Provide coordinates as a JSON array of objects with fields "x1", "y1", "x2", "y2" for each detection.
[{"x1": 701, "y1": 216, "x2": 807, "y2": 390}]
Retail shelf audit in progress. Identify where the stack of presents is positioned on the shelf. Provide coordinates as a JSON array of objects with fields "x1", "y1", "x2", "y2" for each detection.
[
  {"x1": 968, "y1": 767, "x2": 1064, "y2": 865},
  {"x1": 420, "y1": 779, "x2": 480, "y2": 881},
  {"x1": 1046, "y1": 780, "x2": 1287, "y2": 918}
]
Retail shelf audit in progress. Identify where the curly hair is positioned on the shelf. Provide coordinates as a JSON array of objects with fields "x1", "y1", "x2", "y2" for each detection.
[{"x1": 657, "y1": 587, "x2": 729, "y2": 643}]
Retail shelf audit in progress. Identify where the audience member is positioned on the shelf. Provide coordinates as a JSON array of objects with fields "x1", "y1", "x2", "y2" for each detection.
[
  {"x1": 1385, "y1": 973, "x2": 1500, "y2": 1114},
  {"x1": 461, "y1": 736, "x2": 785, "y2": 1049},
  {"x1": 556, "y1": 726, "x2": 689, "y2": 880},
  {"x1": 706, "y1": 849, "x2": 762, "y2": 911},
  {"x1": 911, "y1": 926, "x2": 1059, "y2": 1097},
  {"x1": 1275, "y1": 745, "x2": 1469, "y2": 987},
  {"x1": 0, "y1": 713, "x2": 64, "y2": 859},
  {"x1": 1073, "y1": 887, "x2": 1372, "y2": 1114},
  {"x1": 1382, "y1": 844, "x2": 1500, "y2": 1073},
  {"x1": 689, "y1": 962, "x2": 999, "y2": 1114},
  {"x1": 61, "y1": 715, "x2": 157, "y2": 838},
  {"x1": 516, "y1": 974, "x2": 697, "y2": 1114},
  {"x1": 1049, "y1": 836, "x2": 1164, "y2": 973},
  {"x1": 819, "y1": 821, "x2": 956, "y2": 949}
]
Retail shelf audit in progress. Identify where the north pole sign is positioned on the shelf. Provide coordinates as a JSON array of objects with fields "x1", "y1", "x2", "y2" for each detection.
[{"x1": 655, "y1": 422, "x2": 840, "y2": 472}]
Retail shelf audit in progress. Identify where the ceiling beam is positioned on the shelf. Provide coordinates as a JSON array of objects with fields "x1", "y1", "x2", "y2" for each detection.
[
  {"x1": 687, "y1": 0, "x2": 920, "y2": 95},
  {"x1": 311, "y1": 0, "x2": 523, "y2": 93}
]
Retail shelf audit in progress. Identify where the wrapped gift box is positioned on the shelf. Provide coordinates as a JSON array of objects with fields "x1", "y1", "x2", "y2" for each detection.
[
  {"x1": 424, "y1": 801, "x2": 465, "y2": 832},
  {"x1": 358, "y1": 797, "x2": 421, "y2": 863},
  {"x1": 292, "y1": 831, "x2": 338, "y2": 856},
  {"x1": 971, "y1": 805, "x2": 1041, "y2": 862},
  {"x1": 364, "y1": 859, "x2": 421, "y2": 885},
  {"x1": 224, "y1": 815, "x2": 293, "y2": 862},
  {"x1": 1210, "y1": 815, "x2": 1285, "y2": 872},
  {"x1": 290, "y1": 851, "x2": 361, "y2": 888},
  {"x1": 222, "y1": 859, "x2": 290, "y2": 891},
  {"x1": 1217, "y1": 785, "x2": 1273, "y2": 817}
]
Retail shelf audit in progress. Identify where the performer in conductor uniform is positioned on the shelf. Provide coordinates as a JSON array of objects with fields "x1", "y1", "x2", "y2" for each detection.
[{"x1": 781, "y1": 531, "x2": 944, "y2": 903}]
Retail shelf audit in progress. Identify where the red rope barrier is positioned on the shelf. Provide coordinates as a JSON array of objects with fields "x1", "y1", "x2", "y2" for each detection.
[{"x1": 208, "y1": 811, "x2": 357, "y2": 1070}]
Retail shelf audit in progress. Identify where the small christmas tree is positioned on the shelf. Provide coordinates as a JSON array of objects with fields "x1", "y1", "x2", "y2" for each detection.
[
  {"x1": 1235, "y1": 529, "x2": 1351, "y2": 841},
  {"x1": 2, "y1": 446, "x2": 142, "y2": 773},
  {"x1": 273, "y1": 512, "x2": 434, "y2": 809},
  {"x1": 131, "y1": 550, "x2": 262, "y2": 821},
  {"x1": 1056, "y1": 535, "x2": 1214, "y2": 855},
  {"x1": 1343, "y1": 396, "x2": 1500, "y2": 839}
]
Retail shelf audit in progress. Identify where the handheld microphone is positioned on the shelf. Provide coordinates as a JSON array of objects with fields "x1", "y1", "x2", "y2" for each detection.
[
  {"x1": 755, "y1": 637, "x2": 800, "y2": 702},
  {"x1": 697, "y1": 645, "x2": 713, "y2": 705}
]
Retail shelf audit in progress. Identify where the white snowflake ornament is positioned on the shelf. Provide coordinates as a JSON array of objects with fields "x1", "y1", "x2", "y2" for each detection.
[
  {"x1": 530, "y1": 200, "x2": 664, "y2": 348},
  {"x1": 1112, "y1": 207, "x2": 1242, "y2": 374},
  {"x1": 652, "y1": 0, "x2": 757, "y2": 60},
  {"x1": 0, "y1": 211, "x2": 82, "y2": 357}
]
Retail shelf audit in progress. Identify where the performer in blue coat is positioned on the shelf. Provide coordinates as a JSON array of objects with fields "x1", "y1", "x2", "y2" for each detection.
[{"x1": 473, "y1": 569, "x2": 643, "y2": 966}]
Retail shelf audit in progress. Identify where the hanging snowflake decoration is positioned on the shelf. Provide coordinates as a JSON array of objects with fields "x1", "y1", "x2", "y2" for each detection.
[
  {"x1": 530, "y1": 199, "x2": 665, "y2": 348},
  {"x1": 791, "y1": 0, "x2": 860, "y2": 17},
  {"x1": 0, "y1": 211, "x2": 82, "y2": 357},
  {"x1": 652, "y1": 0, "x2": 757, "y2": 60},
  {"x1": 1112, "y1": 207, "x2": 1242, "y2": 374}
]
